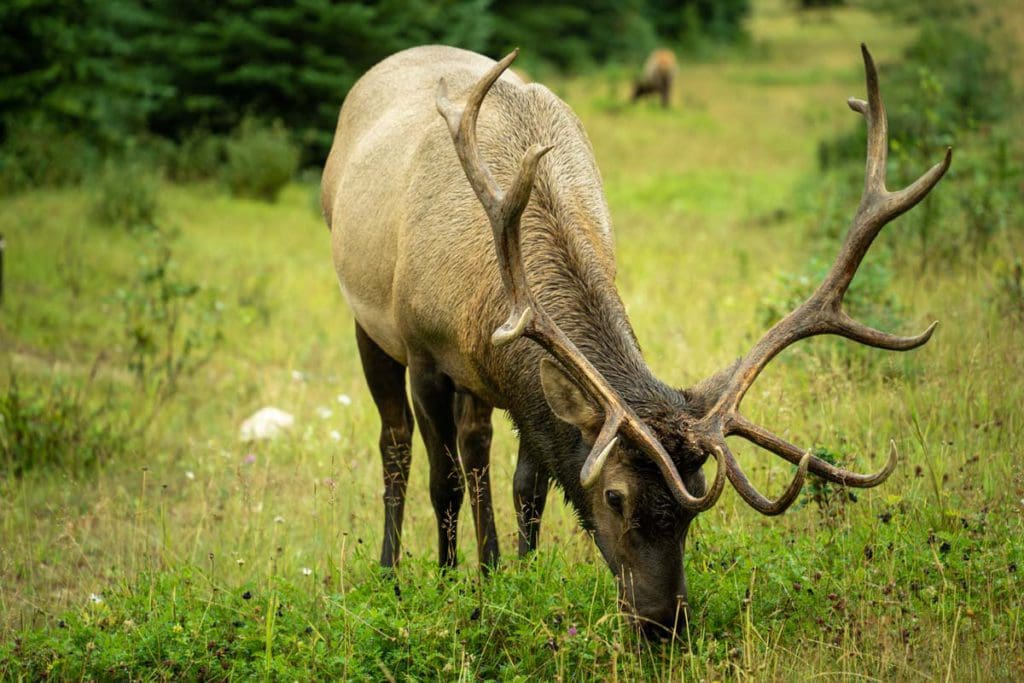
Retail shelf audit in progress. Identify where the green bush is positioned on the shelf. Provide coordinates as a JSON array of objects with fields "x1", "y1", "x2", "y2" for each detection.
[
  {"x1": 993, "y1": 255, "x2": 1024, "y2": 319},
  {"x1": 222, "y1": 118, "x2": 299, "y2": 202},
  {"x1": 89, "y1": 160, "x2": 160, "y2": 231},
  {"x1": 755, "y1": 253, "x2": 915, "y2": 376},
  {"x1": 818, "y1": 10, "x2": 1012, "y2": 172},
  {"x1": 0, "y1": 116, "x2": 99, "y2": 194},
  {"x1": 117, "y1": 228, "x2": 224, "y2": 402},
  {"x1": 0, "y1": 377, "x2": 129, "y2": 476},
  {"x1": 167, "y1": 129, "x2": 225, "y2": 183}
]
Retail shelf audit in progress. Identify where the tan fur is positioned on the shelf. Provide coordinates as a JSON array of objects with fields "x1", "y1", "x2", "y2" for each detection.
[{"x1": 322, "y1": 46, "x2": 616, "y2": 408}]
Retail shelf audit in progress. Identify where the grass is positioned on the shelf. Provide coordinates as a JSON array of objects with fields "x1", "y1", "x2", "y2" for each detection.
[{"x1": 1, "y1": 0, "x2": 1022, "y2": 679}]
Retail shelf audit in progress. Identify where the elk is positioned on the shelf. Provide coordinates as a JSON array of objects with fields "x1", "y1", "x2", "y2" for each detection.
[
  {"x1": 320, "y1": 44, "x2": 951, "y2": 636},
  {"x1": 632, "y1": 48, "x2": 678, "y2": 107}
]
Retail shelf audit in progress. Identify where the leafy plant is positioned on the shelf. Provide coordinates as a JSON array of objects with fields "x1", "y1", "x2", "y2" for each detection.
[
  {"x1": 755, "y1": 254, "x2": 909, "y2": 373},
  {"x1": 797, "y1": 447, "x2": 858, "y2": 528},
  {"x1": 117, "y1": 228, "x2": 224, "y2": 402},
  {"x1": 993, "y1": 255, "x2": 1024, "y2": 319},
  {"x1": 166, "y1": 129, "x2": 225, "y2": 183},
  {"x1": 0, "y1": 116, "x2": 99, "y2": 194},
  {"x1": 222, "y1": 118, "x2": 299, "y2": 202},
  {"x1": 89, "y1": 159, "x2": 160, "y2": 231},
  {"x1": 0, "y1": 375, "x2": 130, "y2": 477}
]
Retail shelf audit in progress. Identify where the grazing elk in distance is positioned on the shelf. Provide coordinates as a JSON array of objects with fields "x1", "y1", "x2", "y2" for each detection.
[
  {"x1": 632, "y1": 48, "x2": 678, "y2": 107},
  {"x1": 321, "y1": 44, "x2": 951, "y2": 636}
]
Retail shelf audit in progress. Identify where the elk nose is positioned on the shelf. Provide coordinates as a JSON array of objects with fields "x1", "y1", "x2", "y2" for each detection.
[{"x1": 633, "y1": 597, "x2": 689, "y2": 640}]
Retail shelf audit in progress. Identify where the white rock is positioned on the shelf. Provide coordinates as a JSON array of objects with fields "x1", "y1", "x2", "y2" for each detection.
[{"x1": 239, "y1": 407, "x2": 295, "y2": 441}]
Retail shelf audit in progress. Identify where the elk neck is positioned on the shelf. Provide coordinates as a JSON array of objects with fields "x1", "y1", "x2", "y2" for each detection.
[{"x1": 500, "y1": 176, "x2": 687, "y2": 516}]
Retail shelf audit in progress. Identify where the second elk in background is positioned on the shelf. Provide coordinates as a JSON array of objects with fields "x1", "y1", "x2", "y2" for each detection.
[{"x1": 632, "y1": 48, "x2": 678, "y2": 107}]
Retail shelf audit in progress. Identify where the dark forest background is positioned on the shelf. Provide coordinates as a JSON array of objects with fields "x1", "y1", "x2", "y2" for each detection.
[{"x1": 0, "y1": 0, "x2": 749, "y2": 170}]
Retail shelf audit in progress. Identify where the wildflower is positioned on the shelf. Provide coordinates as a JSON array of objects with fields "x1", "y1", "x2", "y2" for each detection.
[
  {"x1": 89, "y1": 593, "x2": 103, "y2": 604},
  {"x1": 274, "y1": 515, "x2": 285, "y2": 524},
  {"x1": 172, "y1": 623, "x2": 184, "y2": 634},
  {"x1": 236, "y1": 558, "x2": 245, "y2": 566},
  {"x1": 329, "y1": 430, "x2": 341, "y2": 442},
  {"x1": 243, "y1": 454, "x2": 256, "y2": 465},
  {"x1": 185, "y1": 471, "x2": 195, "y2": 480},
  {"x1": 337, "y1": 394, "x2": 352, "y2": 406},
  {"x1": 291, "y1": 370, "x2": 304, "y2": 382},
  {"x1": 316, "y1": 406, "x2": 333, "y2": 419},
  {"x1": 567, "y1": 625, "x2": 578, "y2": 637},
  {"x1": 302, "y1": 567, "x2": 313, "y2": 576}
]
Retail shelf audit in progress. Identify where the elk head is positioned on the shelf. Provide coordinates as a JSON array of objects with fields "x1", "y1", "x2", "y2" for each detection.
[{"x1": 437, "y1": 45, "x2": 951, "y2": 636}]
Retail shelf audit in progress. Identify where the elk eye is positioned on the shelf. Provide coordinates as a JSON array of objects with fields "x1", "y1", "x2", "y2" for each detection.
[{"x1": 605, "y1": 489, "x2": 625, "y2": 515}]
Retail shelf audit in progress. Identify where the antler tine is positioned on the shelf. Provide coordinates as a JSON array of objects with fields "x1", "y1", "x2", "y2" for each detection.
[
  {"x1": 821, "y1": 44, "x2": 952, "y2": 307},
  {"x1": 716, "y1": 443, "x2": 811, "y2": 516},
  {"x1": 437, "y1": 50, "x2": 725, "y2": 512},
  {"x1": 685, "y1": 44, "x2": 950, "y2": 515},
  {"x1": 437, "y1": 50, "x2": 552, "y2": 341},
  {"x1": 732, "y1": 415, "x2": 899, "y2": 487}
]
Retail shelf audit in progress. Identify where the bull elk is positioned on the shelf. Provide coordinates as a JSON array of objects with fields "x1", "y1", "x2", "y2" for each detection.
[
  {"x1": 321, "y1": 44, "x2": 951, "y2": 636},
  {"x1": 632, "y1": 48, "x2": 678, "y2": 107}
]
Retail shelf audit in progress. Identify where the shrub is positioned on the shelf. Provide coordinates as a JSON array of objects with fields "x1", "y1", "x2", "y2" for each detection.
[
  {"x1": 116, "y1": 228, "x2": 224, "y2": 404},
  {"x1": 0, "y1": 116, "x2": 99, "y2": 194},
  {"x1": 0, "y1": 376, "x2": 129, "y2": 476},
  {"x1": 89, "y1": 160, "x2": 160, "y2": 231},
  {"x1": 798, "y1": 447, "x2": 858, "y2": 529},
  {"x1": 755, "y1": 253, "x2": 914, "y2": 376},
  {"x1": 818, "y1": 11, "x2": 1012, "y2": 172},
  {"x1": 993, "y1": 255, "x2": 1024, "y2": 319},
  {"x1": 222, "y1": 118, "x2": 299, "y2": 202},
  {"x1": 167, "y1": 129, "x2": 225, "y2": 183}
]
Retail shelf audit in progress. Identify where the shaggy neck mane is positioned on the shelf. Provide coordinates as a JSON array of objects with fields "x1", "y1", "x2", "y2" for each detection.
[
  {"x1": 525, "y1": 183, "x2": 674, "y2": 410},
  {"x1": 492, "y1": 82, "x2": 684, "y2": 409}
]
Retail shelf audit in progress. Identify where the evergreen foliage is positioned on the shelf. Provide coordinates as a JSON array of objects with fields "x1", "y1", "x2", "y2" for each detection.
[{"x1": 1, "y1": 1, "x2": 749, "y2": 172}]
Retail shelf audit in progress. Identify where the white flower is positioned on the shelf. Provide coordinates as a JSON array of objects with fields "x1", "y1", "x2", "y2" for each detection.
[
  {"x1": 291, "y1": 370, "x2": 305, "y2": 382},
  {"x1": 336, "y1": 394, "x2": 352, "y2": 406},
  {"x1": 236, "y1": 558, "x2": 245, "y2": 566},
  {"x1": 316, "y1": 406, "x2": 333, "y2": 419},
  {"x1": 329, "y1": 430, "x2": 341, "y2": 442},
  {"x1": 185, "y1": 471, "x2": 195, "y2": 480},
  {"x1": 274, "y1": 515, "x2": 285, "y2": 524},
  {"x1": 89, "y1": 593, "x2": 103, "y2": 604},
  {"x1": 301, "y1": 567, "x2": 313, "y2": 576}
]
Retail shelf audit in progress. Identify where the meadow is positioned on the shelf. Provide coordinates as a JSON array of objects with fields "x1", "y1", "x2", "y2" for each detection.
[{"x1": 1, "y1": 1, "x2": 1022, "y2": 680}]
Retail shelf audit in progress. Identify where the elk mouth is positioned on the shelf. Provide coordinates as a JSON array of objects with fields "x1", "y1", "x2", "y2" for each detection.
[
  {"x1": 620, "y1": 591, "x2": 690, "y2": 641},
  {"x1": 616, "y1": 563, "x2": 690, "y2": 640}
]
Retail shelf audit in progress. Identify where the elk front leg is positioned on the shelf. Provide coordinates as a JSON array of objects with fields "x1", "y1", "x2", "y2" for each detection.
[
  {"x1": 355, "y1": 323, "x2": 414, "y2": 568},
  {"x1": 513, "y1": 446, "x2": 550, "y2": 557},
  {"x1": 455, "y1": 392, "x2": 499, "y2": 571},
  {"x1": 409, "y1": 359, "x2": 463, "y2": 568}
]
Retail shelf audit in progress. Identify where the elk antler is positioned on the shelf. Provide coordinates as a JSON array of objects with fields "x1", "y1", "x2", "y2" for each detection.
[
  {"x1": 685, "y1": 44, "x2": 952, "y2": 515},
  {"x1": 436, "y1": 50, "x2": 727, "y2": 512}
]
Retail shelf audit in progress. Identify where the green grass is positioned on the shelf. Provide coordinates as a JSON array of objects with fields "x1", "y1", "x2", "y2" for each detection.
[{"x1": 2, "y1": 1, "x2": 1023, "y2": 679}]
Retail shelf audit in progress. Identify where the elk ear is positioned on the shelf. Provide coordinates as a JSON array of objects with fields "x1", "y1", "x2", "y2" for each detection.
[{"x1": 539, "y1": 358, "x2": 603, "y2": 441}]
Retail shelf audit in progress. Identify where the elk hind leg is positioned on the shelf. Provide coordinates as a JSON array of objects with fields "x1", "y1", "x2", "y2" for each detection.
[
  {"x1": 455, "y1": 392, "x2": 499, "y2": 571},
  {"x1": 409, "y1": 360, "x2": 463, "y2": 568},
  {"x1": 355, "y1": 323, "x2": 414, "y2": 569}
]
